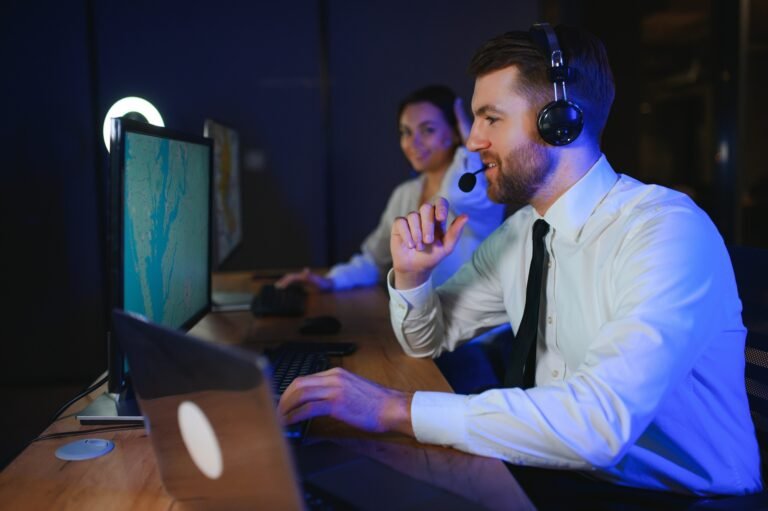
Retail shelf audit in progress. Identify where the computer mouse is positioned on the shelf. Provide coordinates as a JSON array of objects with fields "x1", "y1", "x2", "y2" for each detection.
[{"x1": 298, "y1": 315, "x2": 342, "y2": 335}]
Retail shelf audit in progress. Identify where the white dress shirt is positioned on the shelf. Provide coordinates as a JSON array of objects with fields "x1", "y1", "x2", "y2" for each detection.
[
  {"x1": 388, "y1": 155, "x2": 762, "y2": 496},
  {"x1": 328, "y1": 146, "x2": 504, "y2": 290}
]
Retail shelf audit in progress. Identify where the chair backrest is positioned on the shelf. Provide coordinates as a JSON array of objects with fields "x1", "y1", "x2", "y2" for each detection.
[
  {"x1": 728, "y1": 245, "x2": 768, "y2": 475},
  {"x1": 745, "y1": 331, "x2": 768, "y2": 476}
]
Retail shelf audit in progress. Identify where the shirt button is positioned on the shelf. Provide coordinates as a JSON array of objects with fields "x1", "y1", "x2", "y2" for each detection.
[
  {"x1": 552, "y1": 370, "x2": 559, "y2": 378},
  {"x1": 547, "y1": 316, "x2": 553, "y2": 324}
]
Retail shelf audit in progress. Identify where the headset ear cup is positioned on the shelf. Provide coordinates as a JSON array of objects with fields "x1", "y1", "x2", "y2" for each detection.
[{"x1": 537, "y1": 100, "x2": 584, "y2": 146}]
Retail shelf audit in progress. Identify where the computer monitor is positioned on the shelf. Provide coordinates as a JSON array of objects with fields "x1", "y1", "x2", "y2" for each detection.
[
  {"x1": 78, "y1": 118, "x2": 213, "y2": 423},
  {"x1": 203, "y1": 119, "x2": 243, "y2": 268}
]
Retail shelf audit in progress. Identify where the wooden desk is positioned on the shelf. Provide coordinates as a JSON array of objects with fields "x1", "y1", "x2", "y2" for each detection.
[{"x1": 0, "y1": 272, "x2": 533, "y2": 510}]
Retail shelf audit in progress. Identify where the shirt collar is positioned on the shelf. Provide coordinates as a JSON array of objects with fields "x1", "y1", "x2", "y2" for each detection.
[{"x1": 540, "y1": 154, "x2": 618, "y2": 242}]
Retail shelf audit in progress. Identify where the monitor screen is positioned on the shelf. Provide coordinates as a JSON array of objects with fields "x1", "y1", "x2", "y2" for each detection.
[
  {"x1": 203, "y1": 119, "x2": 243, "y2": 268},
  {"x1": 108, "y1": 118, "x2": 212, "y2": 393}
]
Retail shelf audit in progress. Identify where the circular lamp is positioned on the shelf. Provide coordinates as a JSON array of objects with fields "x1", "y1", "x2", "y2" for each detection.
[{"x1": 102, "y1": 96, "x2": 164, "y2": 152}]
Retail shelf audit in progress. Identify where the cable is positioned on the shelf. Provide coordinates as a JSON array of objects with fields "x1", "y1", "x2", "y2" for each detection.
[
  {"x1": 31, "y1": 424, "x2": 144, "y2": 443},
  {"x1": 47, "y1": 372, "x2": 109, "y2": 425}
]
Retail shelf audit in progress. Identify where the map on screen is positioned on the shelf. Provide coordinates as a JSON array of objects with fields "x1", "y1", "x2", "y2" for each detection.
[
  {"x1": 122, "y1": 131, "x2": 210, "y2": 328},
  {"x1": 204, "y1": 119, "x2": 243, "y2": 267}
]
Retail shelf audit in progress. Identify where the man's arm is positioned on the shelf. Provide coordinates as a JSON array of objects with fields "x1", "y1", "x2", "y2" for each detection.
[
  {"x1": 389, "y1": 217, "x2": 510, "y2": 358},
  {"x1": 408, "y1": 205, "x2": 742, "y2": 471}
]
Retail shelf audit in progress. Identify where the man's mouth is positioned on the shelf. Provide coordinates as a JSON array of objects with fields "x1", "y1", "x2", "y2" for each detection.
[{"x1": 483, "y1": 161, "x2": 499, "y2": 177}]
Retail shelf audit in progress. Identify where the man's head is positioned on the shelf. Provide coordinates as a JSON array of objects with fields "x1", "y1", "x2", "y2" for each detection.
[
  {"x1": 466, "y1": 25, "x2": 614, "y2": 206},
  {"x1": 469, "y1": 25, "x2": 614, "y2": 144}
]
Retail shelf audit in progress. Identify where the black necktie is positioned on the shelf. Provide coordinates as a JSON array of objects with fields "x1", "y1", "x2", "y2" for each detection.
[{"x1": 503, "y1": 219, "x2": 550, "y2": 389}]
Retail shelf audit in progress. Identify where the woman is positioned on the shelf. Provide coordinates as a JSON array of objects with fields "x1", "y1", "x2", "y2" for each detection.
[{"x1": 277, "y1": 85, "x2": 504, "y2": 291}]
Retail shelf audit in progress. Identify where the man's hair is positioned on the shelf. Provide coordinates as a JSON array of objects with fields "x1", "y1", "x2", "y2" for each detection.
[
  {"x1": 468, "y1": 25, "x2": 615, "y2": 142},
  {"x1": 396, "y1": 85, "x2": 459, "y2": 139}
]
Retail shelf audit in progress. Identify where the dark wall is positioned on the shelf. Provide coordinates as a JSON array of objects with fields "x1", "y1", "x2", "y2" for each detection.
[
  {"x1": 1, "y1": 2, "x2": 104, "y2": 386},
  {"x1": 0, "y1": 0, "x2": 538, "y2": 467},
  {"x1": 92, "y1": 0, "x2": 327, "y2": 269}
]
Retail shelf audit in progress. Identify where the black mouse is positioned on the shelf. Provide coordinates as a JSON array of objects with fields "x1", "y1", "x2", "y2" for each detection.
[{"x1": 298, "y1": 315, "x2": 342, "y2": 335}]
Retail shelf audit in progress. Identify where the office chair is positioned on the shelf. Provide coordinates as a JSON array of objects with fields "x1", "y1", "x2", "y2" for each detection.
[{"x1": 688, "y1": 245, "x2": 768, "y2": 510}]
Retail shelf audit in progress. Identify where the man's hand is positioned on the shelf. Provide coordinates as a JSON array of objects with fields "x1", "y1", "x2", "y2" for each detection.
[
  {"x1": 390, "y1": 197, "x2": 468, "y2": 289},
  {"x1": 277, "y1": 367, "x2": 414, "y2": 437},
  {"x1": 275, "y1": 267, "x2": 333, "y2": 292}
]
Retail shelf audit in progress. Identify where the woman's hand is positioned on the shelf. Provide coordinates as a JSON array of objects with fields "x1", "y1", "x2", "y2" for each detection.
[
  {"x1": 454, "y1": 97, "x2": 472, "y2": 144},
  {"x1": 275, "y1": 267, "x2": 334, "y2": 292}
]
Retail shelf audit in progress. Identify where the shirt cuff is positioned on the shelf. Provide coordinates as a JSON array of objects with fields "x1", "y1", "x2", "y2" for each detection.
[
  {"x1": 411, "y1": 391, "x2": 469, "y2": 448},
  {"x1": 386, "y1": 268, "x2": 434, "y2": 310}
]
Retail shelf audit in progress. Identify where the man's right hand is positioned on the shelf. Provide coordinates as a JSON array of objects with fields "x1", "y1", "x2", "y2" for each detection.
[{"x1": 390, "y1": 197, "x2": 468, "y2": 289}]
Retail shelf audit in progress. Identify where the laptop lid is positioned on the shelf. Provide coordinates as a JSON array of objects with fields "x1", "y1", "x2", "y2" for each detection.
[
  {"x1": 112, "y1": 309, "x2": 489, "y2": 510},
  {"x1": 111, "y1": 309, "x2": 304, "y2": 510}
]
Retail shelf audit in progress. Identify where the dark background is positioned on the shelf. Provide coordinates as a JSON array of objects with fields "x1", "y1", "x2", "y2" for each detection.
[{"x1": 1, "y1": 0, "x2": 765, "y2": 468}]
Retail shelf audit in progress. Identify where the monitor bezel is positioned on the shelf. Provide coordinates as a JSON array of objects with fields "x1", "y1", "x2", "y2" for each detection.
[
  {"x1": 203, "y1": 118, "x2": 244, "y2": 270},
  {"x1": 107, "y1": 117, "x2": 213, "y2": 394}
]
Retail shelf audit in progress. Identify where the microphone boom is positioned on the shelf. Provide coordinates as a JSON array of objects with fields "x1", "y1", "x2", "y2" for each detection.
[{"x1": 458, "y1": 165, "x2": 488, "y2": 193}]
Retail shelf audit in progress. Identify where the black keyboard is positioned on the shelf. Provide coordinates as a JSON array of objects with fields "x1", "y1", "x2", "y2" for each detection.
[
  {"x1": 251, "y1": 283, "x2": 306, "y2": 317},
  {"x1": 267, "y1": 344, "x2": 330, "y2": 396},
  {"x1": 266, "y1": 344, "x2": 330, "y2": 441}
]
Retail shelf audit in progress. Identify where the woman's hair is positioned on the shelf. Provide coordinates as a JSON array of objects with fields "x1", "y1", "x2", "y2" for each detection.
[{"x1": 396, "y1": 85, "x2": 460, "y2": 139}]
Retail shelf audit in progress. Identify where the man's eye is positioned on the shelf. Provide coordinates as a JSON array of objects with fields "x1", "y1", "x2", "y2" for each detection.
[{"x1": 486, "y1": 117, "x2": 499, "y2": 125}]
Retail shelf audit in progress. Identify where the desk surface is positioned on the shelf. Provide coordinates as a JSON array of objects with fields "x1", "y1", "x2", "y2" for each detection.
[{"x1": 0, "y1": 272, "x2": 533, "y2": 510}]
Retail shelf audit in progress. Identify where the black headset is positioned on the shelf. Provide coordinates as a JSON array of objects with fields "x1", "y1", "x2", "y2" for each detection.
[{"x1": 529, "y1": 23, "x2": 584, "y2": 146}]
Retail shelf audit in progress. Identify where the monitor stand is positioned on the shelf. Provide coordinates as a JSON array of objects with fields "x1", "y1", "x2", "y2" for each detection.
[
  {"x1": 76, "y1": 384, "x2": 143, "y2": 425},
  {"x1": 211, "y1": 290, "x2": 253, "y2": 312}
]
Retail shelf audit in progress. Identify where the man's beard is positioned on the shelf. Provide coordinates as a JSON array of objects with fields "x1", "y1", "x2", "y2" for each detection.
[{"x1": 486, "y1": 140, "x2": 554, "y2": 205}]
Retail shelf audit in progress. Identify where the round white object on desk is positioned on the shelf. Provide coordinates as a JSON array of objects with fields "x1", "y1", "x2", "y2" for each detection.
[{"x1": 55, "y1": 438, "x2": 115, "y2": 461}]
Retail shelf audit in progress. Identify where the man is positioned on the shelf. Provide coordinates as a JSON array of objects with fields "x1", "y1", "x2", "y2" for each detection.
[{"x1": 278, "y1": 24, "x2": 762, "y2": 504}]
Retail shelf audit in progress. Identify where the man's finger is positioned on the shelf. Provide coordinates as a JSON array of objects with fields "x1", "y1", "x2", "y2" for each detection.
[
  {"x1": 278, "y1": 374, "x2": 341, "y2": 414},
  {"x1": 282, "y1": 400, "x2": 333, "y2": 425},
  {"x1": 443, "y1": 214, "x2": 469, "y2": 254},
  {"x1": 419, "y1": 203, "x2": 436, "y2": 244},
  {"x1": 434, "y1": 197, "x2": 450, "y2": 223},
  {"x1": 392, "y1": 216, "x2": 415, "y2": 249},
  {"x1": 407, "y1": 211, "x2": 423, "y2": 251}
]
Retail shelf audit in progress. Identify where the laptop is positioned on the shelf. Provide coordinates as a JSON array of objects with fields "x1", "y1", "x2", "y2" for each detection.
[{"x1": 111, "y1": 309, "x2": 486, "y2": 510}]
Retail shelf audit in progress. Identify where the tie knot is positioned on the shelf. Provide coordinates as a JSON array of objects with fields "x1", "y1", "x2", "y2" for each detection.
[{"x1": 532, "y1": 219, "x2": 550, "y2": 242}]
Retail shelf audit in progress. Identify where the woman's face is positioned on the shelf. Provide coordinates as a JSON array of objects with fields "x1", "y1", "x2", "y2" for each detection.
[{"x1": 399, "y1": 102, "x2": 458, "y2": 174}]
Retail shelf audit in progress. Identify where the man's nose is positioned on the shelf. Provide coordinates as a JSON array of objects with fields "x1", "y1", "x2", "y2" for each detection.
[{"x1": 466, "y1": 124, "x2": 489, "y2": 152}]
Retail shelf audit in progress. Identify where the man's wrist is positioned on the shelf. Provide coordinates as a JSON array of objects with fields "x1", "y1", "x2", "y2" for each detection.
[
  {"x1": 382, "y1": 390, "x2": 414, "y2": 437},
  {"x1": 393, "y1": 270, "x2": 430, "y2": 290}
]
